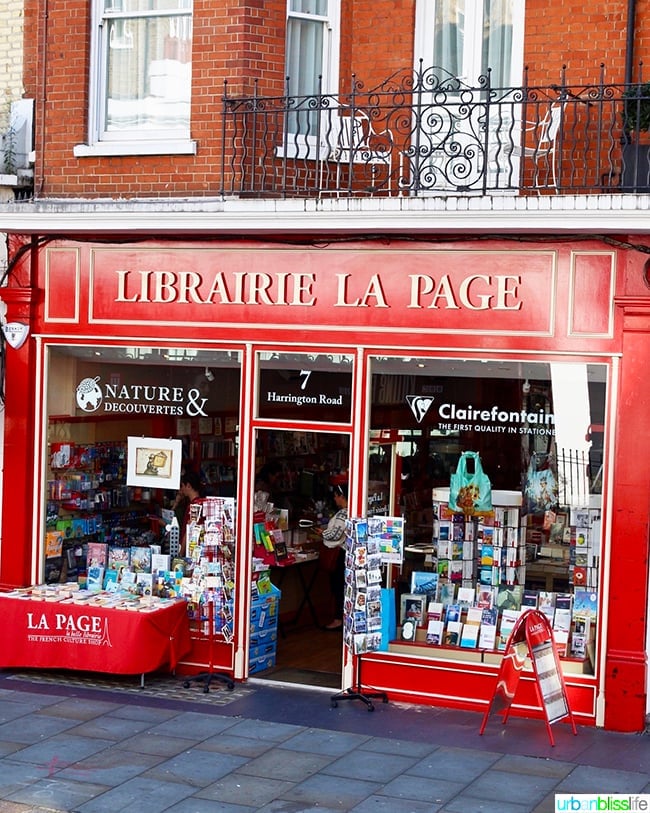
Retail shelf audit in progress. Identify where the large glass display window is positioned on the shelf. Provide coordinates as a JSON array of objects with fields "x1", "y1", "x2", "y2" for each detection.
[
  {"x1": 368, "y1": 356, "x2": 606, "y2": 671},
  {"x1": 43, "y1": 345, "x2": 242, "y2": 586}
]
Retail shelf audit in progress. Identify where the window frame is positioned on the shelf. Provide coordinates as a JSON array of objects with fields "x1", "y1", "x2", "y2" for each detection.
[
  {"x1": 77, "y1": 0, "x2": 196, "y2": 157},
  {"x1": 277, "y1": 0, "x2": 341, "y2": 161}
]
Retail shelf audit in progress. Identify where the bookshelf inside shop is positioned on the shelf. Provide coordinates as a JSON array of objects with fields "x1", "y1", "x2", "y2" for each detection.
[
  {"x1": 391, "y1": 489, "x2": 600, "y2": 675},
  {"x1": 256, "y1": 430, "x2": 349, "y2": 519}
]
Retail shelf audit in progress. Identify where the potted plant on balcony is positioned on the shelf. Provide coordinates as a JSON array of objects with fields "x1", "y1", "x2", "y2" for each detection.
[{"x1": 621, "y1": 81, "x2": 650, "y2": 192}]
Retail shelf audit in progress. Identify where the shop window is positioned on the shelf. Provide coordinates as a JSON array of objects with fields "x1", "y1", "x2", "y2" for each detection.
[
  {"x1": 44, "y1": 345, "x2": 241, "y2": 586},
  {"x1": 368, "y1": 356, "x2": 606, "y2": 672},
  {"x1": 256, "y1": 351, "x2": 353, "y2": 422},
  {"x1": 76, "y1": 0, "x2": 196, "y2": 157}
]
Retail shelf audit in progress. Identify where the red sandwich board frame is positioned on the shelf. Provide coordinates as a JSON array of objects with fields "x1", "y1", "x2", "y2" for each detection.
[{"x1": 479, "y1": 609, "x2": 578, "y2": 746}]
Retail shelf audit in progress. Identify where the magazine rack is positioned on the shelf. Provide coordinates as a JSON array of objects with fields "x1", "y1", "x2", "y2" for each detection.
[
  {"x1": 183, "y1": 599, "x2": 234, "y2": 693},
  {"x1": 330, "y1": 653, "x2": 388, "y2": 712}
]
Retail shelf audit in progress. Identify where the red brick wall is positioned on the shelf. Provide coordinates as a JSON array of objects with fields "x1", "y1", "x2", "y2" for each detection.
[{"x1": 21, "y1": 0, "x2": 650, "y2": 198}]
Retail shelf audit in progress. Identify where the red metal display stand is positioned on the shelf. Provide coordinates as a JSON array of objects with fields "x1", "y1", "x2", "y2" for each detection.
[
  {"x1": 183, "y1": 598, "x2": 234, "y2": 693},
  {"x1": 479, "y1": 609, "x2": 577, "y2": 746},
  {"x1": 183, "y1": 500, "x2": 235, "y2": 694}
]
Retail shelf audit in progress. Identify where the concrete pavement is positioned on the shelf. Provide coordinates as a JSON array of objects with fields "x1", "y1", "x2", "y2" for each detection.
[{"x1": 0, "y1": 669, "x2": 648, "y2": 813}]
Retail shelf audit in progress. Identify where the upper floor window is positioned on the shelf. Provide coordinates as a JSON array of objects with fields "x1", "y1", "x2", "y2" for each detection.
[
  {"x1": 415, "y1": 0, "x2": 524, "y2": 87},
  {"x1": 285, "y1": 0, "x2": 339, "y2": 138},
  {"x1": 80, "y1": 0, "x2": 194, "y2": 155}
]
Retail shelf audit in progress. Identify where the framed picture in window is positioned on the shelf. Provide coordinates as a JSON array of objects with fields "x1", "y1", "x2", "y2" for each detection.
[
  {"x1": 400, "y1": 593, "x2": 427, "y2": 628},
  {"x1": 126, "y1": 436, "x2": 182, "y2": 490}
]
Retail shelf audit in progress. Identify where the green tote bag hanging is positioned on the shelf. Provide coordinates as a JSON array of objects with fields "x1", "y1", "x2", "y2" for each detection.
[{"x1": 449, "y1": 451, "x2": 493, "y2": 515}]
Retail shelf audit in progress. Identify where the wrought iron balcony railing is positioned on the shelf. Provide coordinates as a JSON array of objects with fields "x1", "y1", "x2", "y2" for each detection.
[{"x1": 220, "y1": 64, "x2": 650, "y2": 199}]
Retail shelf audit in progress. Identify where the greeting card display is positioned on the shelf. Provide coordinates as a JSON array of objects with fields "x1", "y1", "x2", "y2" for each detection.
[{"x1": 343, "y1": 518, "x2": 383, "y2": 655}]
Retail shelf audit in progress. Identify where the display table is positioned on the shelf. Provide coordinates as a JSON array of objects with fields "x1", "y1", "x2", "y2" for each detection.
[{"x1": 0, "y1": 595, "x2": 191, "y2": 680}]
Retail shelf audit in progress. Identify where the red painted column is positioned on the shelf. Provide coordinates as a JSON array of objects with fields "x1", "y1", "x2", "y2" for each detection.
[
  {"x1": 0, "y1": 286, "x2": 37, "y2": 589},
  {"x1": 605, "y1": 298, "x2": 650, "y2": 731}
]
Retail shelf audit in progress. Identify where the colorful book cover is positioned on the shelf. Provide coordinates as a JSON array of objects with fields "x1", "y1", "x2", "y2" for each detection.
[
  {"x1": 410, "y1": 570, "x2": 439, "y2": 597},
  {"x1": 86, "y1": 542, "x2": 108, "y2": 569},
  {"x1": 497, "y1": 609, "x2": 521, "y2": 650},
  {"x1": 495, "y1": 584, "x2": 523, "y2": 611},
  {"x1": 108, "y1": 545, "x2": 130, "y2": 571},
  {"x1": 460, "y1": 622, "x2": 480, "y2": 648},
  {"x1": 45, "y1": 530, "x2": 64, "y2": 558},
  {"x1": 456, "y1": 586, "x2": 475, "y2": 607},
  {"x1": 426, "y1": 618, "x2": 444, "y2": 644},
  {"x1": 572, "y1": 589, "x2": 598, "y2": 619},
  {"x1": 86, "y1": 564, "x2": 105, "y2": 592},
  {"x1": 449, "y1": 561, "x2": 463, "y2": 582},
  {"x1": 129, "y1": 546, "x2": 152, "y2": 573},
  {"x1": 480, "y1": 544, "x2": 494, "y2": 566},
  {"x1": 151, "y1": 552, "x2": 171, "y2": 573},
  {"x1": 427, "y1": 601, "x2": 443, "y2": 621},
  {"x1": 478, "y1": 619, "x2": 497, "y2": 650},
  {"x1": 439, "y1": 582, "x2": 456, "y2": 605},
  {"x1": 476, "y1": 587, "x2": 494, "y2": 608},
  {"x1": 443, "y1": 620, "x2": 462, "y2": 646}
]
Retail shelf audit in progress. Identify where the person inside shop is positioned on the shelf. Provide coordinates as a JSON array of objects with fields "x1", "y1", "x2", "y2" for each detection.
[
  {"x1": 178, "y1": 470, "x2": 204, "y2": 550},
  {"x1": 255, "y1": 461, "x2": 283, "y2": 499},
  {"x1": 315, "y1": 482, "x2": 348, "y2": 631},
  {"x1": 254, "y1": 461, "x2": 291, "y2": 514}
]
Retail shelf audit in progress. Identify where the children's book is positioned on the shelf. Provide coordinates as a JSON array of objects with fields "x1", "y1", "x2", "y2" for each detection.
[
  {"x1": 86, "y1": 542, "x2": 108, "y2": 569},
  {"x1": 135, "y1": 572, "x2": 153, "y2": 597},
  {"x1": 45, "y1": 531, "x2": 64, "y2": 559},
  {"x1": 108, "y1": 545, "x2": 130, "y2": 571},
  {"x1": 129, "y1": 546, "x2": 152, "y2": 573},
  {"x1": 86, "y1": 564, "x2": 105, "y2": 592},
  {"x1": 103, "y1": 568, "x2": 119, "y2": 590},
  {"x1": 572, "y1": 589, "x2": 598, "y2": 620}
]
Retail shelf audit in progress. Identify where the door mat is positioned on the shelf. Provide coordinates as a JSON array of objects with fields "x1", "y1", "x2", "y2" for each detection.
[
  {"x1": 257, "y1": 667, "x2": 341, "y2": 689},
  {"x1": 3, "y1": 669, "x2": 254, "y2": 706}
]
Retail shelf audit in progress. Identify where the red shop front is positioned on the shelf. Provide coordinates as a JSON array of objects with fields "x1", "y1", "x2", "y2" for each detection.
[{"x1": 0, "y1": 235, "x2": 648, "y2": 732}]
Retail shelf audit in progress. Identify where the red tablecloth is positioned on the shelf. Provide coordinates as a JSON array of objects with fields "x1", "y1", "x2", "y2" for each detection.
[{"x1": 0, "y1": 596, "x2": 191, "y2": 675}]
